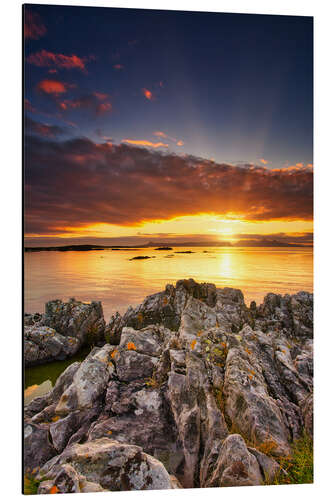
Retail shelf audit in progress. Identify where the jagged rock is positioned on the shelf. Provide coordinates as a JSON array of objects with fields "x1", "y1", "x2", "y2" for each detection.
[
  {"x1": 24, "y1": 279, "x2": 313, "y2": 492},
  {"x1": 37, "y1": 439, "x2": 177, "y2": 491},
  {"x1": 223, "y1": 338, "x2": 291, "y2": 456},
  {"x1": 24, "y1": 423, "x2": 57, "y2": 472},
  {"x1": 24, "y1": 325, "x2": 80, "y2": 366},
  {"x1": 204, "y1": 434, "x2": 262, "y2": 487},
  {"x1": 254, "y1": 291, "x2": 313, "y2": 339},
  {"x1": 24, "y1": 298, "x2": 106, "y2": 366},
  {"x1": 248, "y1": 447, "x2": 281, "y2": 482},
  {"x1": 44, "y1": 298, "x2": 105, "y2": 344},
  {"x1": 55, "y1": 345, "x2": 113, "y2": 415}
]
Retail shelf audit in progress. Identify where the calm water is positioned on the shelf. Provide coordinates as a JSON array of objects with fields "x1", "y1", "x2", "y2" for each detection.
[{"x1": 24, "y1": 247, "x2": 313, "y2": 322}]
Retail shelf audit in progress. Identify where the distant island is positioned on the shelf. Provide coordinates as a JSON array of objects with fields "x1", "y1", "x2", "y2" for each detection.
[{"x1": 25, "y1": 240, "x2": 309, "y2": 252}]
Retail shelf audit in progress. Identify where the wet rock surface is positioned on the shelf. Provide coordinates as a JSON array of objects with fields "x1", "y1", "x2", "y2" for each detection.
[{"x1": 24, "y1": 279, "x2": 313, "y2": 492}]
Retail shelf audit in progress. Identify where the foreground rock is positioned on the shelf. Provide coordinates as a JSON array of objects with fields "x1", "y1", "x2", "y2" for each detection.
[
  {"x1": 24, "y1": 298, "x2": 105, "y2": 366},
  {"x1": 36, "y1": 439, "x2": 177, "y2": 493},
  {"x1": 24, "y1": 279, "x2": 313, "y2": 492}
]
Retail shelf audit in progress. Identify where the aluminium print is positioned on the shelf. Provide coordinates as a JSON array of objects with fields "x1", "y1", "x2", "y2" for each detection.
[{"x1": 23, "y1": 4, "x2": 313, "y2": 494}]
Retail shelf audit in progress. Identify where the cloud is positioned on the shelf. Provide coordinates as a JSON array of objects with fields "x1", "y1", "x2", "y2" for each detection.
[
  {"x1": 153, "y1": 131, "x2": 184, "y2": 146},
  {"x1": 24, "y1": 137, "x2": 313, "y2": 236},
  {"x1": 24, "y1": 10, "x2": 46, "y2": 40},
  {"x1": 260, "y1": 158, "x2": 268, "y2": 165},
  {"x1": 153, "y1": 131, "x2": 168, "y2": 139},
  {"x1": 122, "y1": 139, "x2": 169, "y2": 148},
  {"x1": 142, "y1": 88, "x2": 153, "y2": 100},
  {"x1": 36, "y1": 79, "x2": 71, "y2": 96},
  {"x1": 93, "y1": 92, "x2": 109, "y2": 101},
  {"x1": 25, "y1": 116, "x2": 68, "y2": 138},
  {"x1": 27, "y1": 50, "x2": 90, "y2": 72},
  {"x1": 59, "y1": 93, "x2": 112, "y2": 115},
  {"x1": 113, "y1": 64, "x2": 124, "y2": 70}
]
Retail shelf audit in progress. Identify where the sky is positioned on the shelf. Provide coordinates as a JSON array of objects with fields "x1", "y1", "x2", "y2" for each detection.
[{"x1": 24, "y1": 5, "x2": 313, "y2": 246}]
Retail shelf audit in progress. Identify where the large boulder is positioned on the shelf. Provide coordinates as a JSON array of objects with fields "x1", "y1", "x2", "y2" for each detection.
[
  {"x1": 37, "y1": 439, "x2": 178, "y2": 492},
  {"x1": 24, "y1": 298, "x2": 106, "y2": 366},
  {"x1": 44, "y1": 298, "x2": 105, "y2": 344},
  {"x1": 24, "y1": 325, "x2": 80, "y2": 366}
]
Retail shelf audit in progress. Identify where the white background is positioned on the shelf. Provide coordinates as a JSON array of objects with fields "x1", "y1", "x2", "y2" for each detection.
[{"x1": 0, "y1": 0, "x2": 332, "y2": 498}]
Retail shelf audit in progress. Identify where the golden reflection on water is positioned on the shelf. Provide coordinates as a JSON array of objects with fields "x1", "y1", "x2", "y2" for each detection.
[{"x1": 25, "y1": 247, "x2": 313, "y2": 321}]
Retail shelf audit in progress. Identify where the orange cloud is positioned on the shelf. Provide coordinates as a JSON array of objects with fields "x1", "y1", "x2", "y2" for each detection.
[
  {"x1": 153, "y1": 131, "x2": 184, "y2": 146},
  {"x1": 142, "y1": 88, "x2": 153, "y2": 100},
  {"x1": 96, "y1": 102, "x2": 112, "y2": 114},
  {"x1": 260, "y1": 158, "x2": 268, "y2": 165},
  {"x1": 36, "y1": 79, "x2": 70, "y2": 95},
  {"x1": 153, "y1": 131, "x2": 168, "y2": 138},
  {"x1": 122, "y1": 139, "x2": 168, "y2": 148},
  {"x1": 59, "y1": 94, "x2": 112, "y2": 115},
  {"x1": 28, "y1": 50, "x2": 89, "y2": 71},
  {"x1": 93, "y1": 92, "x2": 109, "y2": 101},
  {"x1": 296, "y1": 162, "x2": 304, "y2": 168},
  {"x1": 114, "y1": 64, "x2": 124, "y2": 70},
  {"x1": 24, "y1": 10, "x2": 46, "y2": 40}
]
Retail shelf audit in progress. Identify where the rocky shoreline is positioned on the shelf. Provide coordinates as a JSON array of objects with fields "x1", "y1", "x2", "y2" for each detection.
[{"x1": 24, "y1": 279, "x2": 313, "y2": 493}]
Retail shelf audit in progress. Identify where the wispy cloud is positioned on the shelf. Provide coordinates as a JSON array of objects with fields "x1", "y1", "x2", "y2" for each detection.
[
  {"x1": 153, "y1": 131, "x2": 184, "y2": 146},
  {"x1": 259, "y1": 158, "x2": 268, "y2": 165},
  {"x1": 59, "y1": 93, "x2": 112, "y2": 115},
  {"x1": 24, "y1": 10, "x2": 46, "y2": 40},
  {"x1": 28, "y1": 50, "x2": 92, "y2": 72},
  {"x1": 122, "y1": 139, "x2": 168, "y2": 148}
]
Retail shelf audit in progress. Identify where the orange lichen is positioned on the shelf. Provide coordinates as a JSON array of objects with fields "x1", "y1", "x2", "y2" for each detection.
[
  {"x1": 191, "y1": 339, "x2": 197, "y2": 350},
  {"x1": 107, "y1": 430, "x2": 113, "y2": 435},
  {"x1": 197, "y1": 330, "x2": 203, "y2": 337},
  {"x1": 111, "y1": 349, "x2": 118, "y2": 358},
  {"x1": 51, "y1": 416, "x2": 60, "y2": 422},
  {"x1": 127, "y1": 342, "x2": 137, "y2": 351},
  {"x1": 50, "y1": 485, "x2": 59, "y2": 494}
]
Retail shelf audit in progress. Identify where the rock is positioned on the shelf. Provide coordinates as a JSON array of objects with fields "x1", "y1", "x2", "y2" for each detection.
[
  {"x1": 205, "y1": 434, "x2": 263, "y2": 487},
  {"x1": 24, "y1": 279, "x2": 313, "y2": 492},
  {"x1": 37, "y1": 439, "x2": 176, "y2": 491},
  {"x1": 24, "y1": 298, "x2": 106, "y2": 366},
  {"x1": 44, "y1": 298, "x2": 105, "y2": 345},
  {"x1": 248, "y1": 447, "x2": 281, "y2": 482},
  {"x1": 114, "y1": 343, "x2": 159, "y2": 382},
  {"x1": 24, "y1": 423, "x2": 56, "y2": 472},
  {"x1": 223, "y1": 340, "x2": 291, "y2": 456},
  {"x1": 55, "y1": 345, "x2": 113, "y2": 415},
  {"x1": 24, "y1": 325, "x2": 80, "y2": 366},
  {"x1": 254, "y1": 291, "x2": 313, "y2": 339}
]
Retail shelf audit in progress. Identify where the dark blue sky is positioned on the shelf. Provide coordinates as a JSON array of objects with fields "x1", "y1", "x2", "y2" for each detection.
[{"x1": 24, "y1": 5, "x2": 313, "y2": 168}]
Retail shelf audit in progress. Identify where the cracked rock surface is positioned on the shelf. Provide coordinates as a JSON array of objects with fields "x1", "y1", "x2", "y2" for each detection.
[{"x1": 24, "y1": 279, "x2": 313, "y2": 492}]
